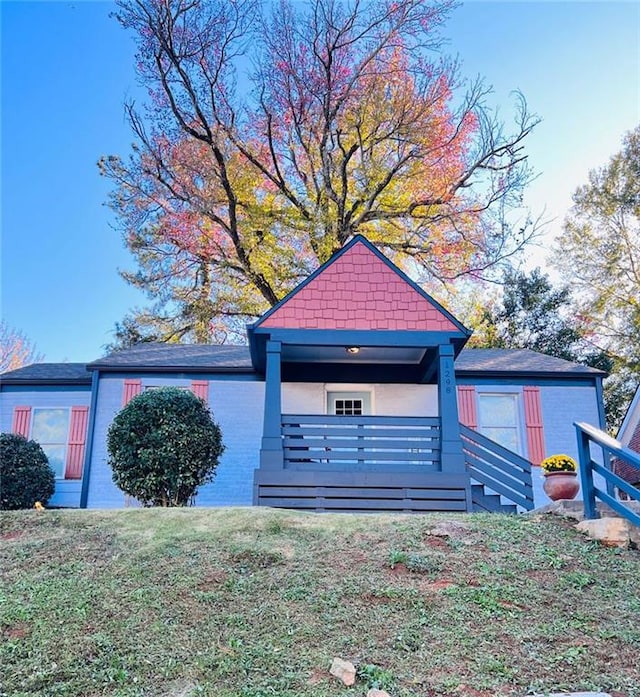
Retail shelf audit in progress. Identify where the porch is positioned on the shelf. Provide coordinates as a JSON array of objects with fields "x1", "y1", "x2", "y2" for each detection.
[
  {"x1": 248, "y1": 236, "x2": 533, "y2": 513},
  {"x1": 254, "y1": 413, "x2": 534, "y2": 513}
]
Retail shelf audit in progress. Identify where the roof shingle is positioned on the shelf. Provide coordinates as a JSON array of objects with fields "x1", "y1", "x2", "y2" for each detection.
[
  {"x1": 455, "y1": 348, "x2": 606, "y2": 376},
  {"x1": 1, "y1": 345, "x2": 605, "y2": 381},
  {"x1": 89, "y1": 343, "x2": 253, "y2": 371},
  {"x1": 0, "y1": 363, "x2": 92, "y2": 384}
]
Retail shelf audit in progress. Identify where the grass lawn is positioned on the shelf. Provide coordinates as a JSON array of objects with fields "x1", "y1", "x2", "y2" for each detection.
[{"x1": 1, "y1": 507, "x2": 638, "y2": 697}]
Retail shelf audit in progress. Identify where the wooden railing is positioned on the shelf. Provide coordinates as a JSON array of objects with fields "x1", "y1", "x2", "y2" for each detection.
[
  {"x1": 575, "y1": 422, "x2": 640, "y2": 527},
  {"x1": 282, "y1": 414, "x2": 441, "y2": 472},
  {"x1": 460, "y1": 424, "x2": 535, "y2": 511}
]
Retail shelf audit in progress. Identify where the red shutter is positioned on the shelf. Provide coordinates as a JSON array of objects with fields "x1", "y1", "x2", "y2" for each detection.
[
  {"x1": 523, "y1": 386, "x2": 545, "y2": 465},
  {"x1": 122, "y1": 379, "x2": 142, "y2": 406},
  {"x1": 457, "y1": 386, "x2": 477, "y2": 429},
  {"x1": 64, "y1": 406, "x2": 89, "y2": 480},
  {"x1": 12, "y1": 407, "x2": 31, "y2": 437},
  {"x1": 191, "y1": 380, "x2": 209, "y2": 403}
]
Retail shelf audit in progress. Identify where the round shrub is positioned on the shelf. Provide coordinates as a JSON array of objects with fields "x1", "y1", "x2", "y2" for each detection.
[
  {"x1": 107, "y1": 387, "x2": 224, "y2": 506},
  {"x1": 0, "y1": 433, "x2": 56, "y2": 510}
]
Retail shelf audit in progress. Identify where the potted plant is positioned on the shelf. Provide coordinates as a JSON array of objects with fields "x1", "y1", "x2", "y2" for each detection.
[{"x1": 540, "y1": 453, "x2": 580, "y2": 501}]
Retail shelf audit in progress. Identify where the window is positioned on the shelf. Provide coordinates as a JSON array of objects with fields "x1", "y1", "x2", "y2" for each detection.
[
  {"x1": 477, "y1": 394, "x2": 521, "y2": 454},
  {"x1": 335, "y1": 399, "x2": 363, "y2": 416},
  {"x1": 327, "y1": 391, "x2": 371, "y2": 415},
  {"x1": 31, "y1": 408, "x2": 71, "y2": 478}
]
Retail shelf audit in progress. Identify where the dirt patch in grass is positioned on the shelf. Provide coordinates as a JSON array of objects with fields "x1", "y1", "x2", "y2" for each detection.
[{"x1": 0, "y1": 508, "x2": 639, "y2": 696}]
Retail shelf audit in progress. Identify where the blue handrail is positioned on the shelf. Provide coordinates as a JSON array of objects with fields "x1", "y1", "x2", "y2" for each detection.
[
  {"x1": 574, "y1": 422, "x2": 640, "y2": 527},
  {"x1": 460, "y1": 424, "x2": 534, "y2": 511}
]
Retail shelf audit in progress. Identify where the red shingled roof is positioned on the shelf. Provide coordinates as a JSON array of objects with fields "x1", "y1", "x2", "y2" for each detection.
[{"x1": 260, "y1": 240, "x2": 459, "y2": 331}]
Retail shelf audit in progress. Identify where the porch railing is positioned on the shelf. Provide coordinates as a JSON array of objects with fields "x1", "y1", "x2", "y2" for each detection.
[
  {"x1": 282, "y1": 414, "x2": 441, "y2": 472},
  {"x1": 575, "y1": 422, "x2": 640, "y2": 527},
  {"x1": 460, "y1": 424, "x2": 535, "y2": 511}
]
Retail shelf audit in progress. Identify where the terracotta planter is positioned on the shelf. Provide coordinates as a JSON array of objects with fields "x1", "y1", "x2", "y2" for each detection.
[{"x1": 543, "y1": 471, "x2": 580, "y2": 501}]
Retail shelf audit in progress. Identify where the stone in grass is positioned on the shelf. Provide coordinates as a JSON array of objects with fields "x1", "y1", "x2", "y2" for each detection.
[
  {"x1": 329, "y1": 657, "x2": 356, "y2": 686},
  {"x1": 575, "y1": 518, "x2": 632, "y2": 548},
  {"x1": 367, "y1": 689, "x2": 391, "y2": 697}
]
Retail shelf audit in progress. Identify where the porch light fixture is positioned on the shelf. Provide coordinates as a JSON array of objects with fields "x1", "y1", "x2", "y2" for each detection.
[{"x1": 346, "y1": 346, "x2": 360, "y2": 354}]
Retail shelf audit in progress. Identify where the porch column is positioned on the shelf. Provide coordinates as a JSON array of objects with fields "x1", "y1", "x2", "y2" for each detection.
[
  {"x1": 437, "y1": 343, "x2": 466, "y2": 473},
  {"x1": 260, "y1": 340, "x2": 284, "y2": 470}
]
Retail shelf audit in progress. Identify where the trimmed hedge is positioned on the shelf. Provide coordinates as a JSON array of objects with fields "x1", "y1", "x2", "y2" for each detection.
[
  {"x1": 107, "y1": 387, "x2": 224, "y2": 506},
  {"x1": 0, "y1": 433, "x2": 56, "y2": 510}
]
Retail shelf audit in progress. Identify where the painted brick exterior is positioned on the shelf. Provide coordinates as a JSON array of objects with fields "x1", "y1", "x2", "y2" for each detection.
[
  {"x1": 0, "y1": 386, "x2": 91, "y2": 507},
  {"x1": 0, "y1": 374, "x2": 606, "y2": 510},
  {"x1": 464, "y1": 383, "x2": 605, "y2": 506},
  {"x1": 261, "y1": 242, "x2": 459, "y2": 331},
  {"x1": 86, "y1": 375, "x2": 264, "y2": 508},
  {"x1": 86, "y1": 375, "x2": 131, "y2": 508},
  {"x1": 537, "y1": 384, "x2": 605, "y2": 505},
  {"x1": 282, "y1": 382, "x2": 438, "y2": 417},
  {"x1": 196, "y1": 381, "x2": 264, "y2": 505}
]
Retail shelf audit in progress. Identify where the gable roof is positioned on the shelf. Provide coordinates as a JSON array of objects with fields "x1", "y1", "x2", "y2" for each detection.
[
  {"x1": 0, "y1": 362, "x2": 92, "y2": 385},
  {"x1": 455, "y1": 348, "x2": 607, "y2": 377},
  {"x1": 254, "y1": 235, "x2": 469, "y2": 335},
  {"x1": 89, "y1": 343, "x2": 253, "y2": 372}
]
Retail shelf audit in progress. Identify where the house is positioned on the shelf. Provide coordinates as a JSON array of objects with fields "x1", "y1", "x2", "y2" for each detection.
[
  {"x1": 614, "y1": 385, "x2": 640, "y2": 495},
  {"x1": 0, "y1": 236, "x2": 607, "y2": 512}
]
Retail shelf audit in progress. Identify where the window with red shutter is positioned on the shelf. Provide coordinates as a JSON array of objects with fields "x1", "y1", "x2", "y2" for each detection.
[
  {"x1": 523, "y1": 386, "x2": 545, "y2": 465},
  {"x1": 122, "y1": 379, "x2": 142, "y2": 406},
  {"x1": 12, "y1": 406, "x2": 31, "y2": 437},
  {"x1": 191, "y1": 380, "x2": 209, "y2": 403},
  {"x1": 457, "y1": 386, "x2": 477, "y2": 429},
  {"x1": 64, "y1": 407, "x2": 89, "y2": 479}
]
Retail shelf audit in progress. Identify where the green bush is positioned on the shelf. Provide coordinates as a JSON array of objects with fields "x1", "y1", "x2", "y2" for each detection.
[
  {"x1": 0, "y1": 433, "x2": 56, "y2": 509},
  {"x1": 107, "y1": 387, "x2": 224, "y2": 506}
]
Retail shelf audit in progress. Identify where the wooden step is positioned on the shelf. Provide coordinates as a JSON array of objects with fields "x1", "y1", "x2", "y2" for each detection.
[{"x1": 471, "y1": 484, "x2": 517, "y2": 514}]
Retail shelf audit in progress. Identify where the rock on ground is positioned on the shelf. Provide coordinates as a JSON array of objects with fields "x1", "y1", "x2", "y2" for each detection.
[
  {"x1": 329, "y1": 657, "x2": 356, "y2": 686},
  {"x1": 576, "y1": 517, "x2": 635, "y2": 548}
]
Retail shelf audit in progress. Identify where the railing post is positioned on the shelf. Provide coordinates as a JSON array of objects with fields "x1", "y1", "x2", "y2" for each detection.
[
  {"x1": 604, "y1": 453, "x2": 616, "y2": 500},
  {"x1": 575, "y1": 423, "x2": 599, "y2": 520},
  {"x1": 260, "y1": 340, "x2": 284, "y2": 470},
  {"x1": 437, "y1": 344, "x2": 465, "y2": 474}
]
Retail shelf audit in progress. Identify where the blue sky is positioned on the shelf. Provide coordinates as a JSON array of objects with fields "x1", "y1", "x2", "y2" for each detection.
[{"x1": 1, "y1": 1, "x2": 639, "y2": 363}]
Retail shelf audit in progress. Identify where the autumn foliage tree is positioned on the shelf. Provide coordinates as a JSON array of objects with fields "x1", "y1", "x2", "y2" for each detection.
[
  {"x1": 470, "y1": 269, "x2": 598, "y2": 358},
  {"x1": 102, "y1": 0, "x2": 539, "y2": 343},
  {"x1": 554, "y1": 125, "x2": 640, "y2": 429},
  {"x1": 0, "y1": 321, "x2": 44, "y2": 373}
]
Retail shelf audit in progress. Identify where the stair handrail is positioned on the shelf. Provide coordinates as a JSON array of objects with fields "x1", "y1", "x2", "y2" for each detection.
[
  {"x1": 460, "y1": 424, "x2": 534, "y2": 511},
  {"x1": 575, "y1": 422, "x2": 640, "y2": 527}
]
